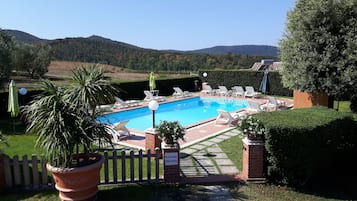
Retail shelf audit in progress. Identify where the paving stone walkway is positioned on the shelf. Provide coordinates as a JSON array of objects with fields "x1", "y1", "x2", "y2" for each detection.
[
  {"x1": 180, "y1": 128, "x2": 241, "y2": 177},
  {"x1": 204, "y1": 185, "x2": 235, "y2": 201}
]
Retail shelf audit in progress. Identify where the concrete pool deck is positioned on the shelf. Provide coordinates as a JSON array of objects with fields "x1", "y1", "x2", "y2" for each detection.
[{"x1": 107, "y1": 93, "x2": 293, "y2": 150}]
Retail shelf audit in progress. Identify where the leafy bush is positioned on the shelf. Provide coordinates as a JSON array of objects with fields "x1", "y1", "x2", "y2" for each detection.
[
  {"x1": 238, "y1": 116, "x2": 265, "y2": 141},
  {"x1": 156, "y1": 120, "x2": 185, "y2": 145},
  {"x1": 255, "y1": 107, "x2": 357, "y2": 187}
]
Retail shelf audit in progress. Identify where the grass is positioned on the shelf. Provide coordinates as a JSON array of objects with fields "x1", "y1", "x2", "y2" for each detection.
[
  {"x1": 333, "y1": 100, "x2": 351, "y2": 112},
  {"x1": 218, "y1": 131, "x2": 243, "y2": 171}
]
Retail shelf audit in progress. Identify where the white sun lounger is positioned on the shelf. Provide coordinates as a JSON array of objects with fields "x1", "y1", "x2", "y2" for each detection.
[
  {"x1": 215, "y1": 109, "x2": 246, "y2": 126},
  {"x1": 106, "y1": 120, "x2": 130, "y2": 142},
  {"x1": 144, "y1": 90, "x2": 166, "y2": 102},
  {"x1": 244, "y1": 86, "x2": 261, "y2": 98},
  {"x1": 172, "y1": 87, "x2": 192, "y2": 97},
  {"x1": 114, "y1": 97, "x2": 140, "y2": 109}
]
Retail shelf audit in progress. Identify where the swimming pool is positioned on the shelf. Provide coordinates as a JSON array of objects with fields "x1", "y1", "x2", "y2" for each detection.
[{"x1": 98, "y1": 97, "x2": 248, "y2": 131}]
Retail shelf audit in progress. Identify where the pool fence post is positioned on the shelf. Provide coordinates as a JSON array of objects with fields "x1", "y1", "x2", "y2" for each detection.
[
  {"x1": 162, "y1": 143, "x2": 180, "y2": 183},
  {"x1": 241, "y1": 137, "x2": 266, "y2": 182},
  {"x1": 145, "y1": 128, "x2": 162, "y2": 156}
]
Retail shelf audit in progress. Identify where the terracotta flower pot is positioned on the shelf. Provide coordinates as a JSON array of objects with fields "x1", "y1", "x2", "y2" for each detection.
[
  {"x1": 47, "y1": 153, "x2": 104, "y2": 201},
  {"x1": 293, "y1": 90, "x2": 332, "y2": 109}
]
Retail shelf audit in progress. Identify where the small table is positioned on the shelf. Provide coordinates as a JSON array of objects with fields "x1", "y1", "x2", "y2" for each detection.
[{"x1": 151, "y1": 90, "x2": 159, "y2": 96}]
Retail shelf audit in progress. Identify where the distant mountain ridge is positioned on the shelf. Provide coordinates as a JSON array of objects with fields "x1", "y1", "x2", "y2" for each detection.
[
  {"x1": 3, "y1": 29, "x2": 277, "y2": 71},
  {"x1": 190, "y1": 45, "x2": 278, "y2": 57},
  {"x1": 4, "y1": 29, "x2": 278, "y2": 56},
  {"x1": 4, "y1": 29, "x2": 45, "y2": 44}
]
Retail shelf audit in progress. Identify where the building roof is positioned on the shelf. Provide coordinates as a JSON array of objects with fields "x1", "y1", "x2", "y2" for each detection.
[{"x1": 250, "y1": 62, "x2": 281, "y2": 71}]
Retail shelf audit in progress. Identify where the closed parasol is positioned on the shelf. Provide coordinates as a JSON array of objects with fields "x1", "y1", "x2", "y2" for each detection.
[
  {"x1": 149, "y1": 72, "x2": 156, "y2": 91},
  {"x1": 8, "y1": 80, "x2": 19, "y2": 117}
]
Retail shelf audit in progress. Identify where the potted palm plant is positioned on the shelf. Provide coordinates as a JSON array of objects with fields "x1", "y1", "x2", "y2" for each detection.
[
  {"x1": 24, "y1": 65, "x2": 117, "y2": 201},
  {"x1": 156, "y1": 120, "x2": 185, "y2": 148}
]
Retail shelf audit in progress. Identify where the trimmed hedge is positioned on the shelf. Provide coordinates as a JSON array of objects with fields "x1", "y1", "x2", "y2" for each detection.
[
  {"x1": 254, "y1": 107, "x2": 357, "y2": 187},
  {"x1": 0, "y1": 77, "x2": 200, "y2": 116},
  {"x1": 198, "y1": 70, "x2": 292, "y2": 97}
]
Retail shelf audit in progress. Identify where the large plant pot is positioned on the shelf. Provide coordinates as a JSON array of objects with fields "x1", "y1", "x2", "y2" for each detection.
[
  {"x1": 47, "y1": 153, "x2": 104, "y2": 201},
  {"x1": 293, "y1": 90, "x2": 332, "y2": 109}
]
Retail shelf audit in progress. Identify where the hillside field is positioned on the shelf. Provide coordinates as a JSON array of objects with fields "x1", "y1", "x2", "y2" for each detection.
[{"x1": 5, "y1": 61, "x2": 190, "y2": 90}]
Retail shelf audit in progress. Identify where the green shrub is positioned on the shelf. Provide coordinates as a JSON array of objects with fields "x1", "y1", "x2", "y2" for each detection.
[{"x1": 254, "y1": 107, "x2": 357, "y2": 187}]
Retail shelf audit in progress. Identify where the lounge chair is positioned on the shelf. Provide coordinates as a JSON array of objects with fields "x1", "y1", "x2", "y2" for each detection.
[
  {"x1": 244, "y1": 86, "x2": 261, "y2": 98},
  {"x1": 96, "y1": 105, "x2": 113, "y2": 112},
  {"x1": 172, "y1": 87, "x2": 192, "y2": 98},
  {"x1": 114, "y1": 97, "x2": 140, "y2": 109},
  {"x1": 231, "y1": 86, "x2": 245, "y2": 98},
  {"x1": 246, "y1": 100, "x2": 263, "y2": 113},
  {"x1": 215, "y1": 109, "x2": 245, "y2": 126},
  {"x1": 217, "y1": 86, "x2": 231, "y2": 96},
  {"x1": 263, "y1": 96, "x2": 286, "y2": 111},
  {"x1": 200, "y1": 85, "x2": 214, "y2": 95},
  {"x1": 106, "y1": 120, "x2": 131, "y2": 142},
  {"x1": 144, "y1": 90, "x2": 166, "y2": 102}
]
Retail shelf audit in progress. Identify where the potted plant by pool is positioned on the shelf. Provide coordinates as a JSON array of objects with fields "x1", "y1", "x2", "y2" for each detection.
[
  {"x1": 156, "y1": 120, "x2": 186, "y2": 148},
  {"x1": 24, "y1": 65, "x2": 117, "y2": 201},
  {"x1": 238, "y1": 116, "x2": 265, "y2": 142}
]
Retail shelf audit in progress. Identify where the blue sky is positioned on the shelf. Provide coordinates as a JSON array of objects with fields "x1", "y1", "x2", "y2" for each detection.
[{"x1": 1, "y1": 0, "x2": 295, "y2": 50}]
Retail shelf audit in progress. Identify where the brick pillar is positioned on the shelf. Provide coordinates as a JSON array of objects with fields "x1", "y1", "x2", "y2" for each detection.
[
  {"x1": 0, "y1": 153, "x2": 6, "y2": 193},
  {"x1": 145, "y1": 128, "x2": 161, "y2": 153},
  {"x1": 162, "y1": 144, "x2": 180, "y2": 183},
  {"x1": 242, "y1": 137, "x2": 265, "y2": 181}
]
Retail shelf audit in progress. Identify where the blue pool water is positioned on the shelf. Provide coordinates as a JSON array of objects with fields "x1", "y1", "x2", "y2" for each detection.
[{"x1": 97, "y1": 97, "x2": 248, "y2": 131}]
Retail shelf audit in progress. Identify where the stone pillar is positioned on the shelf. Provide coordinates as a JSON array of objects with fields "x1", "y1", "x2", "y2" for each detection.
[
  {"x1": 242, "y1": 137, "x2": 265, "y2": 181},
  {"x1": 162, "y1": 144, "x2": 180, "y2": 183},
  {"x1": 145, "y1": 128, "x2": 161, "y2": 154}
]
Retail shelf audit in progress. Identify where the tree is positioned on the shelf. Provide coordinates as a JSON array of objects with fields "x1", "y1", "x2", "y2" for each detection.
[
  {"x1": 13, "y1": 44, "x2": 52, "y2": 78},
  {"x1": 279, "y1": 0, "x2": 357, "y2": 99},
  {"x1": 0, "y1": 30, "x2": 14, "y2": 86}
]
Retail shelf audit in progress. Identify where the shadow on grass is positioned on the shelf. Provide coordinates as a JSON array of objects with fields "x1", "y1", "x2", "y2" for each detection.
[{"x1": 295, "y1": 176, "x2": 357, "y2": 200}]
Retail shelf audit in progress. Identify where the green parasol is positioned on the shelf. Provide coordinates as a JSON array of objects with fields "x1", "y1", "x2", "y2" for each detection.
[
  {"x1": 8, "y1": 80, "x2": 19, "y2": 117},
  {"x1": 149, "y1": 72, "x2": 156, "y2": 91}
]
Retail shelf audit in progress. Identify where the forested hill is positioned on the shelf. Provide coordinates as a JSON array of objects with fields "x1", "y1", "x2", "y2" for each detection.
[
  {"x1": 4, "y1": 29, "x2": 276, "y2": 71},
  {"x1": 190, "y1": 45, "x2": 278, "y2": 57}
]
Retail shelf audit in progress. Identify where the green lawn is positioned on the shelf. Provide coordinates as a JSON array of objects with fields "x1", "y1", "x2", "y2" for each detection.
[{"x1": 333, "y1": 100, "x2": 351, "y2": 112}]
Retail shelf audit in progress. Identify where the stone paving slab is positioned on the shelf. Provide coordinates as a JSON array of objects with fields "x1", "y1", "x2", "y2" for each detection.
[
  {"x1": 209, "y1": 138, "x2": 225, "y2": 143},
  {"x1": 218, "y1": 166, "x2": 239, "y2": 174},
  {"x1": 195, "y1": 159, "x2": 214, "y2": 166},
  {"x1": 181, "y1": 148, "x2": 197, "y2": 154},
  {"x1": 200, "y1": 141, "x2": 216, "y2": 146},
  {"x1": 217, "y1": 135, "x2": 232, "y2": 140},
  {"x1": 206, "y1": 147, "x2": 223, "y2": 153},
  {"x1": 204, "y1": 186, "x2": 235, "y2": 201},
  {"x1": 215, "y1": 159, "x2": 234, "y2": 166},
  {"x1": 198, "y1": 166, "x2": 219, "y2": 175},
  {"x1": 215, "y1": 135, "x2": 229, "y2": 140},
  {"x1": 192, "y1": 152, "x2": 210, "y2": 159},
  {"x1": 190, "y1": 144, "x2": 206, "y2": 150},
  {"x1": 212, "y1": 152, "x2": 229, "y2": 159}
]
